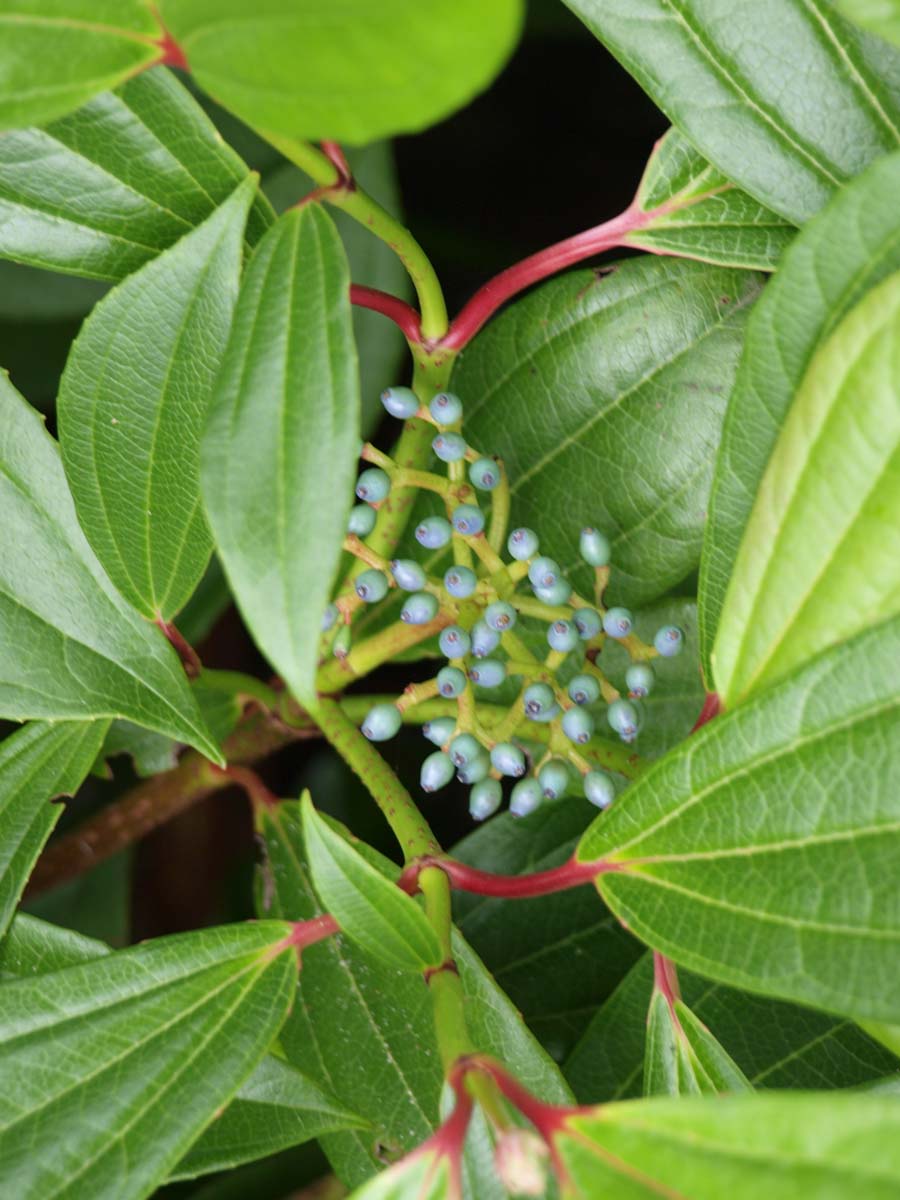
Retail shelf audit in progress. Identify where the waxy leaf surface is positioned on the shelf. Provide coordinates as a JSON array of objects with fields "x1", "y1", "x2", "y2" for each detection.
[
  {"x1": 836, "y1": 1, "x2": 900, "y2": 46},
  {"x1": 644, "y1": 990, "x2": 750, "y2": 1096}
]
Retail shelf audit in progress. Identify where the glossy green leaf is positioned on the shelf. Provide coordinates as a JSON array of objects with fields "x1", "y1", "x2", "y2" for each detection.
[
  {"x1": 644, "y1": 992, "x2": 750, "y2": 1096},
  {"x1": 0, "y1": 720, "x2": 107, "y2": 937},
  {"x1": 58, "y1": 178, "x2": 255, "y2": 620},
  {"x1": 578, "y1": 614, "x2": 900, "y2": 1022},
  {"x1": 563, "y1": 0, "x2": 900, "y2": 223},
  {"x1": 626, "y1": 129, "x2": 796, "y2": 269},
  {"x1": 713, "y1": 267, "x2": 900, "y2": 706},
  {"x1": 0, "y1": 912, "x2": 109, "y2": 978},
  {"x1": 0, "y1": 68, "x2": 273, "y2": 281},
  {"x1": 700, "y1": 151, "x2": 900, "y2": 684},
  {"x1": 0, "y1": 920, "x2": 297, "y2": 1200},
  {"x1": 159, "y1": 0, "x2": 522, "y2": 143},
  {"x1": 555, "y1": 1093, "x2": 900, "y2": 1198},
  {"x1": 301, "y1": 795, "x2": 441, "y2": 973},
  {"x1": 201, "y1": 205, "x2": 359, "y2": 707},
  {"x1": 0, "y1": 374, "x2": 221, "y2": 759},
  {"x1": 455, "y1": 258, "x2": 761, "y2": 608},
  {"x1": 347, "y1": 1147, "x2": 453, "y2": 1200},
  {"x1": 98, "y1": 719, "x2": 179, "y2": 778},
  {"x1": 0, "y1": 2, "x2": 160, "y2": 130},
  {"x1": 836, "y1": 1, "x2": 900, "y2": 46}
]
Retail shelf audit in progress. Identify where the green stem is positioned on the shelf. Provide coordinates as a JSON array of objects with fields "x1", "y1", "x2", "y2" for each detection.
[{"x1": 316, "y1": 612, "x2": 453, "y2": 692}]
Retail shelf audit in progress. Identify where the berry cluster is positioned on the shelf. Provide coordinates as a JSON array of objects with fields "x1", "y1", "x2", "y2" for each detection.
[{"x1": 320, "y1": 385, "x2": 684, "y2": 824}]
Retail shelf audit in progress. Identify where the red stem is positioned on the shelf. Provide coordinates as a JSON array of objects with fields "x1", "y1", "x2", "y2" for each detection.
[
  {"x1": 154, "y1": 617, "x2": 201, "y2": 677},
  {"x1": 349, "y1": 283, "x2": 423, "y2": 343},
  {"x1": 211, "y1": 764, "x2": 279, "y2": 810},
  {"x1": 691, "y1": 691, "x2": 722, "y2": 732},
  {"x1": 399, "y1": 854, "x2": 617, "y2": 899},
  {"x1": 321, "y1": 141, "x2": 353, "y2": 186},
  {"x1": 286, "y1": 914, "x2": 340, "y2": 951}
]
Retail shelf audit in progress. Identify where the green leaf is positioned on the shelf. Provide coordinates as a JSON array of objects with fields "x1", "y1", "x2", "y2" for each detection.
[
  {"x1": 98, "y1": 720, "x2": 179, "y2": 778},
  {"x1": 626, "y1": 129, "x2": 796, "y2": 269},
  {"x1": 836, "y1": 1, "x2": 900, "y2": 47},
  {"x1": 700, "y1": 151, "x2": 900, "y2": 684},
  {"x1": 0, "y1": 67, "x2": 274, "y2": 281},
  {"x1": 201, "y1": 204, "x2": 359, "y2": 707},
  {"x1": 555, "y1": 1092, "x2": 900, "y2": 1198},
  {"x1": 346, "y1": 1147, "x2": 453, "y2": 1200},
  {"x1": 578, "y1": 614, "x2": 900, "y2": 1022},
  {"x1": 0, "y1": 2, "x2": 160, "y2": 130},
  {"x1": 565, "y1": 953, "x2": 899, "y2": 1102},
  {"x1": 0, "y1": 920, "x2": 297, "y2": 1200},
  {"x1": 158, "y1": 0, "x2": 522, "y2": 143},
  {"x1": 647, "y1": 995, "x2": 750, "y2": 1095},
  {"x1": 0, "y1": 375, "x2": 221, "y2": 760},
  {"x1": 0, "y1": 719, "x2": 108, "y2": 939},
  {"x1": 712, "y1": 266, "x2": 900, "y2": 706},
  {"x1": 301, "y1": 795, "x2": 441, "y2": 973},
  {"x1": 562, "y1": 0, "x2": 900, "y2": 224},
  {"x1": 0, "y1": 912, "x2": 109, "y2": 978},
  {"x1": 454, "y1": 258, "x2": 761, "y2": 608},
  {"x1": 58, "y1": 178, "x2": 255, "y2": 620}
]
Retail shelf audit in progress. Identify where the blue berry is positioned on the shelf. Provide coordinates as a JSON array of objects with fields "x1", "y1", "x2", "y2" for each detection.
[
  {"x1": 348, "y1": 503, "x2": 377, "y2": 537},
  {"x1": 415, "y1": 516, "x2": 452, "y2": 549},
  {"x1": 469, "y1": 458, "x2": 500, "y2": 490},
  {"x1": 333, "y1": 624, "x2": 351, "y2": 658},
  {"x1": 510, "y1": 777, "x2": 543, "y2": 818},
  {"x1": 355, "y1": 569, "x2": 389, "y2": 603},
  {"x1": 534, "y1": 578, "x2": 572, "y2": 605},
  {"x1": 603, "y1": 607, "x2": 633, "y2": 639},
  {"x1": 432, "y1": 432, "x2": 467, "y2": 463},
  {"x1": 528, "y1": 556, "x2": 561, "y2": 590},
  {"x1": 469, "y1": 778, "x2": 502, "y2": 821},
  {"x1": 584, "y1": 770, "x2": 615, "y2": 809},
  {"x1": 401, "y1": 592, "x2": 439, "y2": 625},
  {"x1": 626, "y1": 662, "x2": 655, "y2": 698},
  {"x1": 580, "y1": 527, "x2": 611, "y2": 567},
  {"x1": 538, "y1": 758, "x2": 569, "y2": 800},
  {"x1": 547, "y1": 619, "x2": 579, "y2": 653},
  {"x1": 390, "y1": 559, "x2": 427, "y2": 591},
  {"x1": 321, "y1": 603, "x2": 338, "y2": 632},
  {"x1": 380, "y1": 386, "x2": 419, "y2": 419},
  {"x1": 573, "y1": 607, "x2": 602, "y2": 640},
  {"x1": 421, "y1": 751, "x2": 455, "y2": 793},
  {"x1": 361, "y1": 703, "x2": 401, "y2": 742},
  {"x1": 437, "y1": 666, "x2": 467, "y2": 698},
  {"x1": 490, "y1": 742, "x2": 526, "y2": 777},
  {"x1": 507, "y1": 527, "x2": 539, "y2": 561},
  {"x1": 654, "y1": 625, "x2": 685, "y2": 657},
  {"x1": 562, "y1": 706, "x2": 595, "y2": 745},
  {"x1": 485, "y1": 601, "x2": 517, "y2": 632},
  {"x1": 568, "y1": 673, "x2": 600, "y2": 705},
  {"x1": 471, "y1": 620, "x2": 501, "y2": 658},
  {"x1": 356, "y1": 468, "x2": 391, "y2": 504},
  {"x1": 429, "y1": 391, "x2": 463, "y2": 425},
  {"x1": 523, "y1": 682, "x2": 556, "y2": 720},
  {"x1": 457, "y1": 751, "x2": 490, "y2": 785},
  {"x1": 449, "y1": 733, "x2": 482, "y2": 767},
  {"x1": 439, "y1": 625, "x2": 472, "y2": 659},
  {"x1": 530, "y1": 703, "x2": 560, "y2": 723},
  {"x1": 468, "y1": 658, "x2": 507, "y2": 688},
  {"x1": 607, "y1": 699, "x2": 640, "y2": 741},
  {"x1": 422, "y1": 716, "x2": 455, "y2": 747},
  {"x1": 443, "y1": 565, "x2": 477, "y2": 599},
  {"x1": 452, "y1": 504, "x2": 485, "y2": 536}
]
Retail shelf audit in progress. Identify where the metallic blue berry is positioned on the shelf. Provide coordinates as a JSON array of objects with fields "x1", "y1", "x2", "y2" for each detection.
[
  {"x1": 603, "y1": 606, "x2": 633, "y2": 639},
  {"x1": 443, "y1": 565, "x2": 477, "y2": 599},
  {"x1": 584, "y1": 770, "x2": 615, "y2": 809},
  {"x1": 530, "y1": 703, "x2": 560, "y2": 723},
  {"x1": 534, "y1": 578, "x2": 572, "y2": 605},
  {"x1": 420, "y1": 751, "x2": 455, "y2": 793},
  {"x1": 573, "y1": 607, "x2": 602, "y2": 640},
  {"x1": 449, "y1": 733, "x2": 482, "y2": 767},
  {"x1": 654, "y1": 625, "x2": 685, "y2": 657},
  {"x1": 348, "y1": 503, "x2": 377, "y2": 537},
  {"x1": 507, "y1": 527, "x2": 539, "y2": 561},
  {"x1": 607, "y1": 698, "x2": 640, "y2": 740},
  {"x1": 523, "y1": 682, "x2": 556, "y2": 720},
  {"x1": 439, "y1": 625, "x2": 472, "y2": 659},
  {"x1": 568, "y1": 673, "x2": 600, "y2": 706},
  {"x1": 451, "y1": 504, "x2": 485, "y2": 536},
  {"x1": 361, "y1": 703, "x2": 401, "y2": 742},
  {"x1": 468, "y1": 658, "x2": 507, "y2": 689},
  {"x1": 457, "y1": 751, "x2": 490, "y2": 785},
  {"x1": 485, "y1": 601, "x2": 517, "y2": 632},
  {"x1": 437, "y1": 666, "x2": 467, "y2": 698},
  {"x1": 580, "y1": 527, "x2": 611, "y2": 567},
  {"x1": 471, "y1": 620, "x2": 501, "y2": 658},
  {"x1": 391, "y1": 558, "x2": 427, "y2": 591},
  {"x1": 547, "y1": 619, "x2": 579, "y2": 653},
  {"x1": 562, "y1": 705, "x2": 595, "y2": 745},
  {"x1": 538, "y1": 758, "x2": 570, "y2": 800},
  {"x1": 321, "y1": 603, "x2": 338, "y2": 632},
  {"x1": 355, "y1": 568, "x2": 389, "y2": 603},
  {"x1": 422, "y1": 716, "x2": 455, "y2": 747},
  {"x1": 469, "y1": 778, "x2": 502, "y2": 821},
  {"x1": 401, "y1": 592, "x2": 439, "y2": 625},
  {"x1": 355, "y1": 468, "x2": 391, "y2": 504},
  {"x1": 626, "y1": 662, "x2": 655, "y2": 698},
  {"x1": 429, "y1": 391, "x2": 463, "y2": 425},
  {"x1": 380, "y1": 386, "x2": 419, "y2": 419},
  {"x1": 528, "y1": 556, "x2": 561, "y2": 590},
  {"x1": 490, "y1": 742, "x2": 526, "y2": 777},
  {"x1": 415, "y1": 516, "x2": 452, "y2": 549},
  {"x1": 510, "y1": 777, "x2": 543, "y2": 818},
  {"x1": 432, "y1": 432, "x2": 467, "y2": 463},
  {"x1": 469, "y1": 457, "x2": 500, "y2": 490}
]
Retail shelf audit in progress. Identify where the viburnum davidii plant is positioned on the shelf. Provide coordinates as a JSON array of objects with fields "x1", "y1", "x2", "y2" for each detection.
[{"x1": 5, "y1": 1, "x2": 900, "y2": 1198}]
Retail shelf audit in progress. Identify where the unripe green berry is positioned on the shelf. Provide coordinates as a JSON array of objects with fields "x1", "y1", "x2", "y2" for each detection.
[
  {"x1": 584, "y1": 770, "x2": 615, "y2": 809},
  {"x1": 348, "y1": 503, "x2": 377, "y2": 537},
  {"x1": 534, "y1": 578, "x2": 572, "y2": 605},
  {"x1": 468, "y1": 658, "x2": 507, "y2": 688},
  {"x1": 391, "y1": 559, "x2": 426, "y2": 591},
  {"x1": 355, "y1": 568, "x2": 389, "y2": 603},
  {"x1": 449, "y1": 732, "x2": 482, "y2": 767},
  {"x1": 439, "y1": 625, "x2": 471, "y2": 659},
  {"x1": 654, "y1": 625, "x2": 685, "y2": 657},
  {"x1": 573, "y1": 607, "x2": 602, "y2": 640},
  {"x1": 452, "y1": 504, "x2": 485, "y2": 536},
  {"x1": 547, "y1": 619, "x2": 579, "y2": 653},
  {"x1": 457, "y1": 750, "x2": 490, "y2": 785},
  {"x1": 625, "y1": 662, "x2": 655, "y2": 698},
  {"x1": 443, "y1": 565, "x2": 477, "y2": 599},
  {"x1": 603, "y1": 606, "x2": 633, "y2": 639},
  {"x1": 485, "y1": 600, "x2": 517, "y2": 632},
  {"x1": 356, "y1": 468, "x2": 391, "y2": 505},
  {"x1": 490, "y1": 742, "x2": 526, "y2": 777},
  {"x1": 333, "y1": 624, "x2": 351, "y2": 658},
  {"x1": 607, "y1": 698, "x2": 640, "y2": 741},
  {"x1": 469, "y1": 778, "x2": 502, "y2": 821},
  {"x1": 432, "y1": 432, "x2": 467, "y2": 463},
  {"x1": 523, "y1": 682, "x2": 555, "y2": 720},
  {"x1": 422, "y1": 716, "x2": 455, "y2": 747},
  {"x1": 469, "y1": 457, "x2": 500, "y2": 490},
  {"x1": 507, "y1": 527, "x2": 539, "y2": 561},
  {"x1": 528, "y1": 556, "x2": 561, "y2": 590},
  {"x1": 380, "y1": 386, "x2": 419, "y2": 419},
  {"x1": 580, "y1": 527, "x2": 611, "y2": 567},
  {"x1": 510, "y1": 777, "x2": 542, "y2": 818},
  {"x1": 437, "y1": 665, "x2": 467, "y2": 698},
  {"x1": 471, "y1": 620, "x2": 501, "y2": 658},
  {"x1": 415, "y1": 516, "x2": 452, "y2": 549},
  {"x1": 562, "y1": 705, "x2": 595, "y2": 744},
  {"x1": 568, "y1": 673, "x2": 600, "y2": 705},
  {"x1": 420, "y1": 751, "x2": 455, "y2": 793},
  {"x1": 401, "y1": 592, "x2": 439, "y2": 625},
  {"x1": 321, "y1": 603, "x2": 338, "y2": 632},
  {"x1": 429, "y1": 391, "x2": 463, "y2": 425},
  {"x1": 538, "y1": 758, "x2": 569, "y2": 800},
  {"x1": 361, "y1": 703, "x2": 401, "y2": 742}
]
